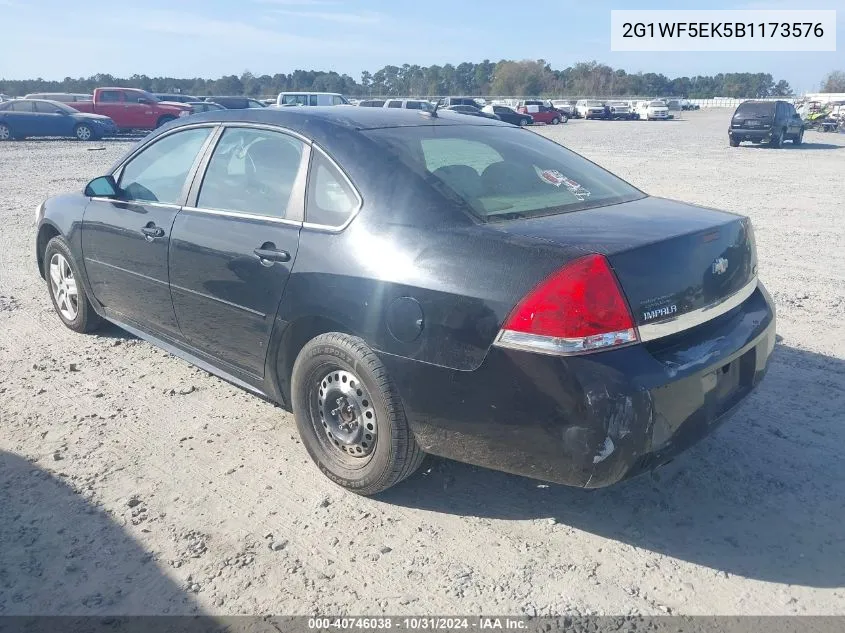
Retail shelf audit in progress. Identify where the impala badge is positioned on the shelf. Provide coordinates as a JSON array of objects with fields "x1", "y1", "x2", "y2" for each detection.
[{"x1": 712, "y1": 257, "x2": 729, "y2": 275}]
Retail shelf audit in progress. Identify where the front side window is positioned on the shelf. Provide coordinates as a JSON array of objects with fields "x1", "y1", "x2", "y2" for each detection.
[
  {"x1": 118, "y1": 127, "x2": 212, "y2": 204},
  {"x1": 197, "y1": 128, "x2": 304, "y2": 218},
  {"x1": 35, "y1": 100, "x2": 73, "y2": 114},
  {"x1": 305, "y1": 150, "x2": 359, "y2": 227},
  {"x1": 364, "y1": 126, "x2": 644, "y2": 223}
]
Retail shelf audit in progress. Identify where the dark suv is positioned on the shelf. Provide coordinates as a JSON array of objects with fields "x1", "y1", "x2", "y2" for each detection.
[{"x1": 729, "y1": 100, "x2": 804, "y2": 147}]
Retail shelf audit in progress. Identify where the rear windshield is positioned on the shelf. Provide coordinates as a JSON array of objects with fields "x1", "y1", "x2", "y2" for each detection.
[
  {"x1": 735, "y1": 102, "x2": 775, "y2": 116},
  {"x1": 364, "y1": 125, "x2": 644, "y2": 222}
]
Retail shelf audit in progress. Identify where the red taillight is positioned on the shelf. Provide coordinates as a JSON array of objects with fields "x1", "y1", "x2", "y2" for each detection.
[{"x1": 496, "y1": 254, "x2": 638, "y2": 355}]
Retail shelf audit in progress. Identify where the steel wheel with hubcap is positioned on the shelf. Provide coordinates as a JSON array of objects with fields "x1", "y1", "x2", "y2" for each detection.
[
  {"x1": 0, "y1": 123, "x2": 10, "y2": 141},
  {"x1": 551, "y1": 117, "x2": 560, "y2": 125},
  {"x1": 519, "y1": 119, "x2": 528, "y2": 127},
  {"x1": 75, "y1": 124, "x2": 93, "y2": 141},
  {"x1": 315, "y1": 369, "x2": 378, "y2": 463},
  {"x1": 291, "y1": 332, "x2": 425, "y2": 495},
  {"x1": 43, "y1": 236, "x2": 102, "y2": 333}
]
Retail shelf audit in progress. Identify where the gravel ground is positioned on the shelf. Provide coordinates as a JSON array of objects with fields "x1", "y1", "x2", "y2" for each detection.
[{"x1": 0, "y1": 110, "x2": 844, "y2": 617}]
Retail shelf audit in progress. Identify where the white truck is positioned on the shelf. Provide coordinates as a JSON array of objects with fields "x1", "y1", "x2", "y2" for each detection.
[{"x1": 636, "y1": 100, "x2": 670, "y2": 120}]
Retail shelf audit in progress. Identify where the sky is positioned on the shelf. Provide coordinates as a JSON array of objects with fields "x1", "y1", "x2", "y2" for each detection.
[{"x1": 0, "y1": 0, "x2": 842, "y2": 94}]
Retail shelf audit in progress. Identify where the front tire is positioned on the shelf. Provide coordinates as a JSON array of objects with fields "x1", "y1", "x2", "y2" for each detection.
[
  {"x1": 156, "y1": 115, "x2": 176, "y2": 129},
  {"x1": 44, "y1": 237, "x2": 102, "y2": 334},
  {"x1": 74, "y1": 124, "x2": 94, "y2": 141},
  {"x1": 291, "y1": 333, "x2": 425, "y2": 495},
  {"x1": 551, "y1": 117, "x2": 560, "y2": 125},
  {"x1": 518, "y1": 118, "x2": 529, "y2": 127},
  {"x1": 0, "y1": 123, "x2": 11, "y2": 141}
]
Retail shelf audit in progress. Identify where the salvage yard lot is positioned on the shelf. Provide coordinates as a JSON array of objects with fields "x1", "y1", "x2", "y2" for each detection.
[{"x1": 0, "y1": 109, "x2": 843, "y2": 616}]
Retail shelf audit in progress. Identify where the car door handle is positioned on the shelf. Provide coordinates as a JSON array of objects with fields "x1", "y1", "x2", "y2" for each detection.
[
  {"x1": 141, "y1": 225, "x2": 165, "y2": 240},
  {"x1": 253, "y1": 247, "x2": 291, "y2": 265}
]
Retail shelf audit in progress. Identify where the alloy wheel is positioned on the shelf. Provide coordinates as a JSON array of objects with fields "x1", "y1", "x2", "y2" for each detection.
[
  {"x1": 314, "y1": 369, "x2": 378, "y2": 463},
  {"x1": 49, "y1": 253, "x2": 79, "y2": 321},
  {"x1": 0, "y1": 124, "x2": 9, "y2": 141},
  {"x1": 76, "y1": 125, "x2": 92, "y2": 141}
]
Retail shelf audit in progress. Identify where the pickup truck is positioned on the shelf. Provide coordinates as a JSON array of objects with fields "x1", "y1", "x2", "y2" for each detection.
[{"x1": 70, "y1": 88, "x2": 192, "y2": 131}]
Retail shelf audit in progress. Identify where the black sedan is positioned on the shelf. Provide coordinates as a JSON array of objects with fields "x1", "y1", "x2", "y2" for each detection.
[
  {"x1": 482, "y1": 104, "x2": 533, "y2": 126},
  {"x1": 35, "y1": 107, "x2": 775, "y2": 495},
  {"x1": 0, "y1": 99, "x2": 117, "y2": 141}
]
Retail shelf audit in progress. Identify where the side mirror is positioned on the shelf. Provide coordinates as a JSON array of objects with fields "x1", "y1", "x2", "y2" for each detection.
[
  {"x1": 55, "y1": 109, "x2": 67, "y2": 115},
  {"x1": 84, "y1": 175, "x2": 119, "y2": 198},
  {"x1": 138, "y1": 98, "x2": 152, "y2": 105}
]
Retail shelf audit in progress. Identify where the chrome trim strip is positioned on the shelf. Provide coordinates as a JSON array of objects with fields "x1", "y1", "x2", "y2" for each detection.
[
  {"x1": 86, "y1": 258, "x2": 169, "y2": 286},
  {"x1": 301, "y1": 144, "x2": 363, "y2": 233},
  {"x1": 170, "y1": 284, "x2": 267, "y2": 317},
  {"x1": 638, "y1": 276, "x2": 759, "y2": 343},
  {"x1": 180, "y1": 206, "x2": 302, "y2": 227},
  {"x1": 90, "y1": 197, "x2": 181, "y2": 210},
  {"x1": 493, "y1": 328, "x2": 638, "y2": 356}
]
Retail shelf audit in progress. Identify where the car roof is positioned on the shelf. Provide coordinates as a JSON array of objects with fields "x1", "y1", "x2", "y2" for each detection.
[{"x1": 180, "y1": 106, "x2": 509, "y2": 133}]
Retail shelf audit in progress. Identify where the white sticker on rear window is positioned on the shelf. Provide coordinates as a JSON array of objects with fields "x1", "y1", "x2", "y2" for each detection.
[{"x1": 537, "y1": 168, "x2": 592, "y2": 200}]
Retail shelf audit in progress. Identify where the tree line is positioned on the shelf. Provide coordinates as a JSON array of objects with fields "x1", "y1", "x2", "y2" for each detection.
[{"x1": 2, "y1": 60, "x2": 841, "y2": 99}]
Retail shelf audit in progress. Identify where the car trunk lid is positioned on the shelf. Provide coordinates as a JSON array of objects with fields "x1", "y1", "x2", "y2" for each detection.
[{"x1": 489, "y1": 196, "x2": 757, "y2": 328}]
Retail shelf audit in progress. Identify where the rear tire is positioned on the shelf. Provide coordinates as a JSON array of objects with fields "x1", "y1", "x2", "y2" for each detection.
[
  {"x1": 792, "y1": 128, "x2": 804, "y2": 145},
  {"x1": 770, "y1": 128, "x2": 785, "y2": 148},
  {"x1": 729, "y1": 135, "x2": 740, "y2": 147},
  {"x1": 44, "y1": 237, "x2": 102, "y2": 334},
  {"x1": 291, "y1": 333, "x2": 425, "y2": 495}
]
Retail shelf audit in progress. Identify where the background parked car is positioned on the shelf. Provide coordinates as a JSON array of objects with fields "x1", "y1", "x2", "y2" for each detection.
[
  {"x1": 0, "y1": 99, "x2": 116, "y2": 141},
  {"x1": 482, "y1": 104, "x2": 532, "y2": 126},
  {"x1": 729, "y1": 99, "x2": 804, "y2": 147},
  {"x1": 153, "y1": 93, "x2": 200, "y2": 104},
  {"x1": 551, "y1": 99, "x2": 576, "y2": 117},
  {"x1": 444, "y1": 104, "x2": 499, "y2": 119},
  {"x1": 357, "y1": 99, "x2": 386, "y2": 108},
  {"x1": 607, "y1": 101, "x2": 635, "y2": 120},
  {"x1": 636, "y1": 100, "x2": 670, "y2": 120},
  {"x1": 186, "y1": 101, "x2": 225, "y2": 114},
  {"x1": 276, "y1": 92, "x2": 351, "y2": 107},
  {"x1": 383, "y1": 99, "x2": 433, "y2": 111},
  {"x1": 575, "y1": 100, "x2": 606, "y2": 119},
  {"x1": 517, "y1": 100, "x2": 566, "y2": 124},
  {"x1": 207, "y1": 96, "x2": 267, "y2": 110},
  {"x1": 70, "y1": 87, "x2": 192, "y2": 130},
  {"x1": 24, "y1": 93, "x2": 93, "y2": 103},
  {"x1": 438, "y1": 96, "x2": 482, "y2": 108}
]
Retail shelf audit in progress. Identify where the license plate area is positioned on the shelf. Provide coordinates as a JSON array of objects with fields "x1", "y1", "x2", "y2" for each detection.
[{"x1": 702, "y1": 348, "x2": 756, "y2": 413}]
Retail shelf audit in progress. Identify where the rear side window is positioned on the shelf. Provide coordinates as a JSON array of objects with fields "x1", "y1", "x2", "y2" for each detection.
[
  {"x1": 387, "y1": 101, "x2": 402, "y2": 108},
  {"x1": 8, "y1": 101, "x2": 35, "y2": 112},
  {"x1": 364, "y1": 126, "x2": 644, "y2": 222},
  {"x1": 99, "y1": 91, "x2": 122, "y2": 103},
  {"x1": 118, "y1": 128, "x2": 212, "y2": 204},
  {"x1": 198, "y1": 128, "x2": 304, "y2": 218},
  {"x1": 306, "y1": 150, "x2": 360, "y2": 227}
]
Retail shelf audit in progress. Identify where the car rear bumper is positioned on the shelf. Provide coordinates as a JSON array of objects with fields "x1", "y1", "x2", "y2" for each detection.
[
  {"x1": 381, "y1": 282, "x2": 776, "y2": 488},
  {"x1": 730, "y1": 127, "x2": 775, "y2": 140}
]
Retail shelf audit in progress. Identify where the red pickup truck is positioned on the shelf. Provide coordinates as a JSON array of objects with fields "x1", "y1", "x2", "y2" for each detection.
[{"x1": 71, "y1": 88, "x2": 192, "y2": 131}]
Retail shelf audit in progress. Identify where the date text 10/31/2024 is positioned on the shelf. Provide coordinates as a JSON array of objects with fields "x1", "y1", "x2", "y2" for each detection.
[{"x1": 307, "y1": 617, "x2": 529, "y2": 630}]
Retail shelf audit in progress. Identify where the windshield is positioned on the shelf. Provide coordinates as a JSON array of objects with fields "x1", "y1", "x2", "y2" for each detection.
[
  {"x1": 585, "y1": 101, "x2": 603, "y2": 107},
  {"x1": 649, "y1": 101, "x2": 667, "y2": 107},
  {"x1": 363, "y1": 125, "x2": 644, "y2": 223}
]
